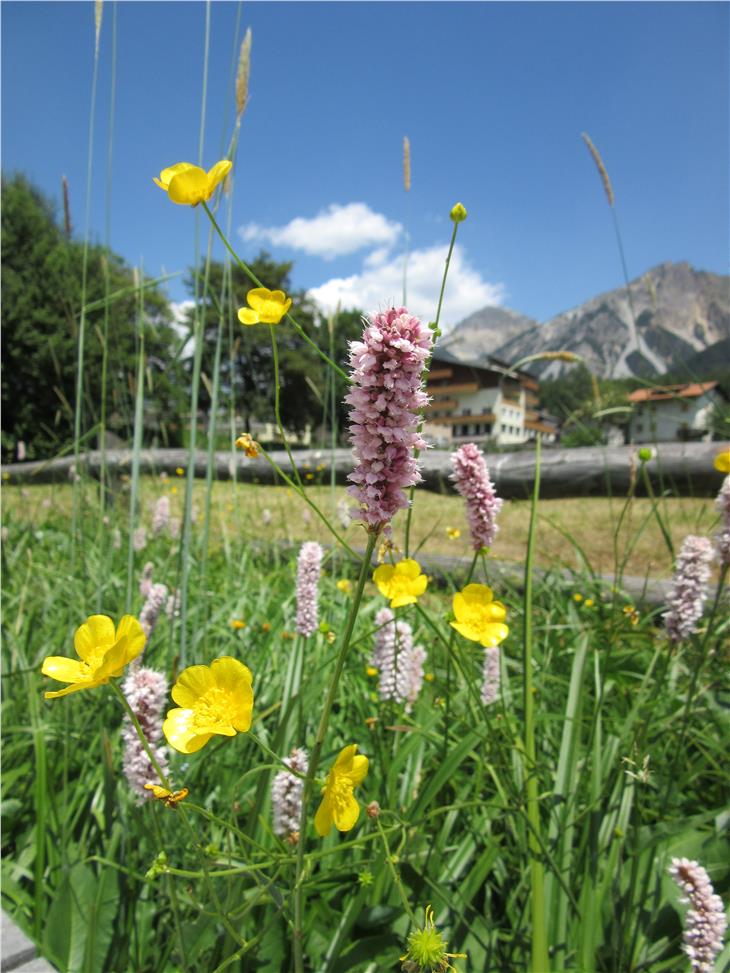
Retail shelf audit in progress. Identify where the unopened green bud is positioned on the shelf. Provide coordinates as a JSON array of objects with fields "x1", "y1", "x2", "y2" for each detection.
[{"x1": 450, "y1": 202, "x2": 467, "y2": 223}]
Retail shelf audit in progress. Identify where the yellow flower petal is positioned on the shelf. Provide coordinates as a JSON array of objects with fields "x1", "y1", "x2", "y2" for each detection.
[
  {"x1": 154, "y1": 162, "x2": 195, "y2": 190},
  {"x1": 41, "y1": 656, "x2": 88, "y2": 684},
  {"x1": 479, "y1": 623, "x2": 510, "y2": 647},
  {"x1": 115, "y1": 615, "x2": 147, "y2": 663},
  {"x1": 206, "y1": 159, "x2": 233, "y2": 191},
  {"x1": 45, "y1": 680, "x2": 105, "y2": 700},
  {"x1": 332, "y1": 792, "x2": 361, "y2": 832},
  {"x1": 398, "y1": 559, "x2": 423, "y2": 580},
  {"x1": 238, "y1": 307, "x2": 260, "y2": 326},
  {"x1": 450, "y1": 620, "x2": 481, "y2": 643},
  {"x1": 171, "y1": 664, "x2": 216, "y2": 708},
  {"x1": 162, "y1": 708, "x2": 215, "y2": 754},
  {"x1": 314, "y1": 796, "x2": 334, "y2": 837},
  {"x1": 167, "y1": 166, "x2": 209, "y2": 205},
  {"x1": 346, "y1": 754, "x2": 369, "y2": 787},
  {"x1": 714, "y1": 450, "x2": 730, "y2": 474},
  {"x1": 240, "y1": 288, "x2": 292, "y2": 325},
  {"x1": 74, "y1": 614, "x2": 116, "y2": 660}
]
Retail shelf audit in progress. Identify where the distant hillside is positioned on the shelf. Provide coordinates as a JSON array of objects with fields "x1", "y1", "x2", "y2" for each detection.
[{"x1": 440, "y1": 262, "x2": 729, "y2": 380}]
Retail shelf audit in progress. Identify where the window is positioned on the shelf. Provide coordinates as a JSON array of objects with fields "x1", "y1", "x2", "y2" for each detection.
[{"x1": 462, "y1": 407, "x2": 472, "y2": 416}]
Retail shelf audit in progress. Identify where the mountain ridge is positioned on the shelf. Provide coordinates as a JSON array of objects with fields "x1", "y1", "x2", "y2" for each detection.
[{"x1": 438, "y1": 261, "x2": 729, "y2": 379}]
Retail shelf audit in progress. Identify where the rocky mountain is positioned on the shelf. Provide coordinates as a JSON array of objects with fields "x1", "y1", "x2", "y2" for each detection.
[
  {"x1": 437, "y1": 306, "x2": 539, "y2": 363},
  {"x1": 438, "y1": 262, "x2": 730, "y2": 379}
]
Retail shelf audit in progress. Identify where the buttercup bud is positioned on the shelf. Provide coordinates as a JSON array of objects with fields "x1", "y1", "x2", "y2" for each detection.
[{"x1": 450, "y1": 202, "x2": 467, "y2": 223}]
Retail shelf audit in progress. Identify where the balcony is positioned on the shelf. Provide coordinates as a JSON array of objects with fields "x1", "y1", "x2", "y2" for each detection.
[
  {"x1": 427, "y1": 411, "x2": 496, "y2": 426},
  {"x1": 427, "y1": 382, "x2": 480, "y2": 395}
]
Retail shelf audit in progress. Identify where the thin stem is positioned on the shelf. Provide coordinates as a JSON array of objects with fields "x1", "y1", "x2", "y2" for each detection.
[
  {"x1": 523, "y1": 434, "x2": 549, "y2": 971},
  {"x1": 292, "y1": 531, "x2": 379, "y2": 972},
  {"x1": 404, "y1": 220, "x2": 459, "y2": 555},
  {"x1": 201, "y1": 202, "x2": 350, "y2": 384}
]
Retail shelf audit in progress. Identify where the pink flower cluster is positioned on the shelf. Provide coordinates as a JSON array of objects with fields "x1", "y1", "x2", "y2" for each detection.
[
  {"x1": 450, "y1": 443, "x2": 503, "y2": 551},
  {"x1": 295, "y1": 542, "x2": 323, "y2": 637},
  {"x1": 121, "y1": 666, "x2": 171, "y2": 803},
  {"x1": 271, "y1": 747, "x2": 308, "y2": 838},
  {"x1": 481, "y1": 646, "x2": 501, "y2": 706},
  {"x1": 138, "y1": 563, "x2": 169, "y2": 642},
  {"x1": 664, "y1": 535, "x2": 714, "y2": 643},
  {"x1": 371, "y1": 607, "x2": 427, "y2": 713},
  {"x1": 715, "y1": 476, "x2": 730, "y2": 566},
  {"x1": 345, "y1": 307, "x2": 433, "y2": 533},
  {"x1": 152, "y1": 495, "x2": 170, "y2": 536},
  {"x1": 668, "y1": 857, "x2": 727, "y2": 973}
]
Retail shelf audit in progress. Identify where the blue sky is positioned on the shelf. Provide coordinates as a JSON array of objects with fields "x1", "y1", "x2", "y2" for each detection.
[{"x1": 3, "y1": 1, "x2": 728, "y2": 329}]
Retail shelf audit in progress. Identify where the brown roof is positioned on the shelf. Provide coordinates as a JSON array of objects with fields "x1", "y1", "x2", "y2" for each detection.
[{"x1": 628, "y1": 381, "x2": 718, "y2": 403}]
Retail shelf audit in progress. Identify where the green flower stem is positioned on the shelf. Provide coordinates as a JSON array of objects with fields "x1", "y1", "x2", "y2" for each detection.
[
  {"x1": 201, "y1": 202, "x2": 350, "y2": 384},
  {"x1": 254, "y1": 444, "x2": 359, "y2": 559},
  {"x1": 292, "y1": 531, "x2": 379, "y2": 973},
  {"x1": 640, "y1": 463, "x2": 674, "y2": 560},
  {"x1": 376, "y1": 817, "x2": 417, "y2": 923},
  {"x1": 250, "y1": 733, "x2": 308, "y2": 780},
  {"x1": 109, "y1": 681, "x2": 171, "y2": 788},
  {"x1": 109, "y1": 683, "x2": 189, "y2": 971},
  {"x1": 442, "y1": 549, "x2": 480, "y2": 758},
  {"x1": 523, "y1": 434, "x2": 549, "y2": 971},
  {"x1": 269, "y1": 325, "x2": 304, "y2": 490},
  {"x1": 404, "y1": 219, "x2": 459, "y2": 556}
]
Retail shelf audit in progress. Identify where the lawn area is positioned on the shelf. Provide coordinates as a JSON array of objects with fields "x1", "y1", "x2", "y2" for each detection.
[{"x1": 2, "y1": 478, "x2": 719, "y2": 580}]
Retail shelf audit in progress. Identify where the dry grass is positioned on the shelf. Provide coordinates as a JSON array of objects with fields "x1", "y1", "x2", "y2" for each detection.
[{"x1": 2, "y1": 479, "x2": 719, "y2": 581}]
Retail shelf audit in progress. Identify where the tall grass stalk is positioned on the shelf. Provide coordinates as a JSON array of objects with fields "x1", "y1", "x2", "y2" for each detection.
[
  {"x1": 97, "y1": 0, "x2": 118, "y2": 561},
  {"x1": 71, "y1": 5, "x2": 103, "y2": 577},
  {"x1": 293, "y1": 531, "x2": 379, "y2": 973},
  {"x1": 178, "y1": 0, "x2": 212, "y2": 665},
  {"x1": 125, "y1": 271, "x2": 145, "y2": 611},
  {"x1": 522, "y1": 434, "x2": 549, "y2": 970}
]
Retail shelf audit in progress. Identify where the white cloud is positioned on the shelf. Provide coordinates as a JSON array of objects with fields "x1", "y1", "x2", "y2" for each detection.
[
  {"x1": 239, "y1": 202, "x2": 402, "y2": 260},
  {"x1": 306, "y1": 244, "x2": 505, "y2": 328}
]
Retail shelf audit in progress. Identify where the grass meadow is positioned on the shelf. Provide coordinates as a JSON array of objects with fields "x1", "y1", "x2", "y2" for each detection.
[{"x1": 2, "y1": 8, "x2": 729, "y2": 973}]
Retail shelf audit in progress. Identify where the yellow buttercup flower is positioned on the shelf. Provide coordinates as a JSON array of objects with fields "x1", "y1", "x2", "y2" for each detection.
[
  {"x1": 42, "y1": 614, "x2": 145, "y2": 699},
  {"x1": 154, "y1": 160, "x2": 232, "y2": 206},
  {"x1": 237, "y1": 287, "x2": 292, "y2": 326},
  {"x1": 230, "y1": 619, "x2": 246, "y2": 630},
  {"x1": 714, "y1": 450, "x2": 730, "y2": 474},
  {"x1": 446, "y1": 527, "x2": 461, "y2": 540},
  {"x1": 336, "y1": 579, "x2": 352, "y2": 595},
  {"x1": 235, "y1": 433, "x2": 259, "y2": 458},
  {"x1": 450, "y1": 584, "x2": 508, "y2": 648},
  {"x1": 314, "y1": 744, "x2": 369, "y2": 837},
  {"x1": 162, "y1": 656, "x2": 253, "y2": 754},
  {"x1": 573, "y1": 593, "x2": 583, "y2": 603},
  {"x1": 373, "y1": 559, "x2": 428, "y2": 609},
  {"x1": 144, "y1": 784, "x2": 189, "y2": 808}
]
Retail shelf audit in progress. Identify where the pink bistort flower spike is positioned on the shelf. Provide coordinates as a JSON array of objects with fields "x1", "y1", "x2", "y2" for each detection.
[
  {"x1": 140, "y1": 582, "x2": 169, "y2": 640},
  {"x1": 714, "y1": 476, "x2": 730, "y2": 566},
  {"x1": 450, "y1": 443, "x2": 503, "y2": 551},
  {"x1": 668, "y1": 857, "x2": 727, "y2": 973},
  {"x1": 371, "y1": 607, "x2": 427, "y2": 713},
  {"x1": 139, "y1": 562, "x2": 155, "y2": 598},
  {"x1": 295, "y1": 541, "x2": 323, "y2": 637},
  {"x1": 481, "y1": 646, "x2": 501, "y2": 706},
  {"x1": 664, "y1": 535, "x2": 714, "y2": 643},
  {"x1": 122, "y1": 666, "x2": 171, "y2": 803},
  {"x1": 346, "y1": 306, "x2": 433, "y2": 534},
  {"x1": 271, "y1": 747, "x2": 308, "y2": 838},
  {"x1": 152, "y1": 495, "x2": 170, "y2": 536}
]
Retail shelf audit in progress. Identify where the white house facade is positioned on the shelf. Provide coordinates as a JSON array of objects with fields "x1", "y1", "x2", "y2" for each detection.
[
  {"x1": 628, "y1": 382, "x2": 721, "y2": 443},
  {"x1": 423, "y1": 353, "x2": 558, "y2": 448}
]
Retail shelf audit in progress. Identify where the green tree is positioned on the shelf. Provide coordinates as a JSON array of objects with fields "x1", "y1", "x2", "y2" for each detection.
[
  {"x1": 183, "y1": 253, "x2": 364, "y2": 443},
  {"x1": 1, "y1": 174, "x2": 184, "y2": 460}
]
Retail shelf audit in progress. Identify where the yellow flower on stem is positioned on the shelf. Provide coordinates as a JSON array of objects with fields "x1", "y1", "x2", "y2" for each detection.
[
  {"x1": 373, "y1": 559, "x2": 428, "y2": 609},
  {"x1": 162, "y1": 656, "x2": 253, "y2": 754},
  {"x1": 237, "y1": 287, "x2": 292, "y2": 326},
  {"x1": 450, "y1": 584, "x2": 509, "y2": 647},
  {"x1": 154, "y1": 160, "x2": 232, "y2": 206},
  {"x1": 714, "y1": 450, "x2": 730, "y2": 474},
  {"x1": 42, "y1": 615, "x2": 146, "y2": 699},
  {"x1": 446, "y1": 527, "x2": 461, "y2": 540},
  {"x1": 235, "y1": 433, "x2": 259, "y2": 458},
  {"x1": 314, "y1": 744, "x2": 369, "y2": 837},
  {"x1": 336, "y1": 579, "x2": 352, "y2": 595}
]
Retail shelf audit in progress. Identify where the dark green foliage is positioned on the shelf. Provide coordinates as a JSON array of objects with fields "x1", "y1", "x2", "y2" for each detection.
[
  {"x1": 185, "y1": 253, "x2": 364, "y2": 442},
  {"x1": 1, "y1": 174, "x2": 184, "y2": 460}
]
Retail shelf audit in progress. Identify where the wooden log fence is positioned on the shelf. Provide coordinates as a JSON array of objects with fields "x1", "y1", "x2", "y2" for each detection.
[{"x1": 2, "y1": 441, "x2": 727, "y2": 499}]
